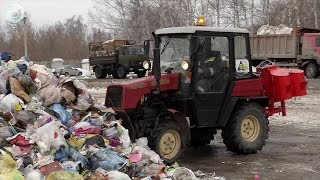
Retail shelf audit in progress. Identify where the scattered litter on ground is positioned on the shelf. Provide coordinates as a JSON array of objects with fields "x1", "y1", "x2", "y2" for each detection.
[{"x1": 0, "y1": 58, "x2": 225, "y2": 179}]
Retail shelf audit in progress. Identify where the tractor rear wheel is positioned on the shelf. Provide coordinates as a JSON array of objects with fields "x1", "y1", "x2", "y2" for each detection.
[
  {"x1": 150, "y1": 121, "x2": 183, "y2": 163},
  {"x1": 222, "y1": 103, "x2": 269, "y2": 154}
]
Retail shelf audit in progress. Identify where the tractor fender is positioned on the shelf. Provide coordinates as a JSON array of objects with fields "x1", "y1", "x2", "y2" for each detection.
[
  {"x1": 163, "y1": 109, "x2": 191, "y2": 144},
  {"x1": 115, "y1": 110, "x2": 137, "y2": 141}
]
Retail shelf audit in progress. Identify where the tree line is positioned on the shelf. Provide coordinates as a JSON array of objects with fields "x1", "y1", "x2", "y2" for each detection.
[
  {"x1": 1, "y1": 0, "x2": 319, "y2": 61},
  {"x1": 0, "y1": 16, "x2": 110, "y2": 61}
]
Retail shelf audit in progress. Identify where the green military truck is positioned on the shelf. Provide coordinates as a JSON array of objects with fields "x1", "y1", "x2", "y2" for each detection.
[{"x1": 89, "y1": 39, "x2": 151, "y2": 79}]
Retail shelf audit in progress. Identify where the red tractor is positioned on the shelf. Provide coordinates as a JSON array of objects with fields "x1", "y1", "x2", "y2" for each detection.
[{"x1": 105, "y1": 18, "x2": 307, "y2": 162}]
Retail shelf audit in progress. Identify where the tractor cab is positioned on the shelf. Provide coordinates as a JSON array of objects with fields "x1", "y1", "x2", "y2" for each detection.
[{"x1": 152, "y1": 20, "x2": 253, "y2": 126}]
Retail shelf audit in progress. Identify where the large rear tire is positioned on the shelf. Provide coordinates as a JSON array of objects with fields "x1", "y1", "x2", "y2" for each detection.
[
  {"x1": 95, "y1": 67, "x2": 107, "y2": 79},
  {"x1": 221, "y1": 103, "x2": 269, "y2": 154},
  {"x1": 150, "y1": 121, "x2": 183, "y2": 163},
  {"x1": 304, "y1": 62, "x2": 318, "y2": 79}
]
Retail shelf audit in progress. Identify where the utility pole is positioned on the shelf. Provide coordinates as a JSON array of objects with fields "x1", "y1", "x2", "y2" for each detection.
[{"x1": 23, "y1": 17, "x2": 28, "y2": 57}]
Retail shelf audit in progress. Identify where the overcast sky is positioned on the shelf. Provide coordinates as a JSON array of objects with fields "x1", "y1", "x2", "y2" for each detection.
[{"x1": 0, "y1": 0, "x2": 94, "y2": 26}]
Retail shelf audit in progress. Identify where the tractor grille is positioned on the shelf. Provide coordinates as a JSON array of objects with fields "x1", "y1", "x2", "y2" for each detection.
[{"x1": 105, "y1": 86, "x2": 123, "y2": 108}]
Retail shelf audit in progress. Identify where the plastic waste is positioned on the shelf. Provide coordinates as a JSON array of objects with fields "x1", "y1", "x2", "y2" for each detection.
[
  {"x1": 0, "y1": 150, "x2": 24, "y2": 180},
  {"x1": 37, "y1": 84, "x2": 62, "y2": 106},
  {"x1": 39, "y1": 161, "x2": 64, "y2": 177},
  {"x1": 68, "y1": 135, "x2": 86, "y2": 149},
  {"x1": 108, "y1": 171, "x2": 131, "y2": 180},
  {"x1": 68, "y1": 147, "x2": 90, "y2": 168},
  {"x1": 172, "y1": 167, "x2": 198, "y2": 180},
  {"x1": 74, "y1": 125, "x2": 102, "y2": 135},
  {"x1": 0, "y1": 67, "x2": 21, "y2": 94},
  {"x1": 132, "y1": 138, "x2": 162, "y2": 164},
  {"x1": 25, "y1": 170, "x2": 45, "y2": 180},
  {"x1": 51, "y1": 103, "x2": 71, "y2": 125},
  {"x1": 47, "y1": 171, "x2": 84, "y2": 180},
  {"x1": 91, "y1": 147, "x2": 127, "y2": 171},
  {"x1": 61, "y1": 82, "x2": 77, "y2": 104},
  {"x1": 9, "y1": 77, "x2": 31, "y2": 103},
  {"x1": 61, "y1": 161, "x2": 81, "y2": 173},
  {"x1": 0, "y1": 94, "x2": 24, "y2": 112},
  {"x1": 30, "y1": 121, "x2": 67, "y2": 153},
  {"x1": 84, "y1": 135, "x2": 106, "y2": 147},
  {"x1": 13, "y1": 110, "x2": 37, "y2": 128}
]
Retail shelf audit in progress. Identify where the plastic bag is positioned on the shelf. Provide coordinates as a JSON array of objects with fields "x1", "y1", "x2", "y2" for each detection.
[
  {"x1": 107, "y1": 171, "x2": 131, "y2": 180},
  {"x1": 0, "y1": 94, "x2": 24, "y2": 112},
  {"x1": 91, "y1": 148, "x2": 127, "y2": 171},
  {"x1": 61, "y1": 82, "x2": 77, "y2": 104},
  {"x1": 9, "y1": 77, "x2": 31, "y2": 103},
  {"x1": 13, "y1": 110, "x2": 37, "y2": 128},
  {"x1": 37, "y1": 84, "x2": 62, "y2": 106},
  {"x1": 47, "y1": 171, "x2": 84, "y2": 180},
  {"x1": 0, "y1": 67, "x2": 21, "y2": 94},
  {"x1": 51, "y1": 104, "x2": 71, "y2": 125},
  {"x1": 0, "y1": 151, "x2": 24, "y2": 180},
  {"x1": 132, "y1": 138, "x2": 162, "y2": 164},
  {"x1": 30, "y1": 121, "x2": 67, "y2": 153},
  {"x1": 172, "y1": 167, "x2": 198, "y2": 180},
  {"x1": 25, "y1": 170, "x2": 45, "y2": 180}
]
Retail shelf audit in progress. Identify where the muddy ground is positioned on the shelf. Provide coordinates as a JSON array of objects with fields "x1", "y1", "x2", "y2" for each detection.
[{"x1": 81, "y1": 77, "x2": 320, "y2": 180}]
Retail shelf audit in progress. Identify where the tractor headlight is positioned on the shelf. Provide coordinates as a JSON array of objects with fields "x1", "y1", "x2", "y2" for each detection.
[
  {"x1": 143, "y1": 60, "x2": 150, "y2": 70},
  {"x1": 181, "y1": 60, "x2": 189, "y2": 70}
]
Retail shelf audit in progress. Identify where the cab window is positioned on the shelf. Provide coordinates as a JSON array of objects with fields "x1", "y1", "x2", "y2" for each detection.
[{"x1": 235, "y1": 35, "x2": 250, "y2": 78}]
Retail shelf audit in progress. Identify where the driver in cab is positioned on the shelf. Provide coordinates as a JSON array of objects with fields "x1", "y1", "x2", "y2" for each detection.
[{"x1": 197, "y1": 50, "x2": 223, "y2": 92}]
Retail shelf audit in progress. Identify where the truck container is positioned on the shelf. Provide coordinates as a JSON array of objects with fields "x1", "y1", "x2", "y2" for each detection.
[{"x1": 250, "y1": 28, "x2": 320, "y2": 78}]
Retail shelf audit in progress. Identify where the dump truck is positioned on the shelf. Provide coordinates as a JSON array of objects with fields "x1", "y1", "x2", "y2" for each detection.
[
  {"x1": 250, "y1": 27, "x2": 320, "y2": 78},
  {"x1": 89, "y1": 39, "x2": 151, "y2": 79},
  {"x1": 104, "y1": 17, "x2": 307, "y2": 162}
]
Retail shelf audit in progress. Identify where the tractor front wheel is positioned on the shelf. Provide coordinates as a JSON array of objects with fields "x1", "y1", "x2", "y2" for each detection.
[
  {"x1": 222, "y1": 103, "x2": 269, "y2": 154},
  {"x1": 150, "y1": 121, "x2": 183, "y2": 163}
]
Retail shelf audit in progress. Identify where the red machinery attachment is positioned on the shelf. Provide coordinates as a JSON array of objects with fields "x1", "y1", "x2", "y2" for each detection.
[{"x1": 258, "y1": 65, "x2": 307, "y2": 116}]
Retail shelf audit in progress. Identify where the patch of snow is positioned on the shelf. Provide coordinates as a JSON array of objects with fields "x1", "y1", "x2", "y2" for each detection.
[
  {"x1": 257, "y1": 24, "x2": 292, "y2": 35},
  {"x1": 81, "y1": 59, "x2": 89, "y2": 63},
  {"x1": 77, "y1": 68, "x2": 93, "y2": 77},
  {"x1": 269, "y1": 91, "x2": 320, "y2": 129}
]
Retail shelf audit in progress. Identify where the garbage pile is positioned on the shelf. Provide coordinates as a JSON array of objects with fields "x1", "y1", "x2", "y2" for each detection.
[
  {"x1": 257, "y1": 24, "x2": 293, "y2": 35},
  {"x1": 0, "y1": 58, "x2": 219, "y2": 180}
]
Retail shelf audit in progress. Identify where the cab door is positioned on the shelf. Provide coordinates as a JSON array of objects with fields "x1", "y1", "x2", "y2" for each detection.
[{"x1": 193, "y1": 35, "x2": 230, "y2": 127}]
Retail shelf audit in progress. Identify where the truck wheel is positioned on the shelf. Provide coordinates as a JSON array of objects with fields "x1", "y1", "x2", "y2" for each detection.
[
  {"x1": 78, "y1": 72, "x2": 82, "y2": 76},
  {"x1": 305, "y1": 62, "x2": 318, "y2": 78},
  {"x1": 221, "y1": 103, "x2": 269, "y2": 154},
  {"x1": 150, "y1": 121, "x2": 183, "y2": 163},
  {"x1": 116, "y1": 66, "x2": 127, "y2": 79},
  {"x1": 136, "y1": 71, "x2": 146, "y2": 78},
  {"x1": 190, "y1": 128, "x2": 216, "y2": 146},
  {"x1": 65, "y1": 72, "x2": 69, "y2": 76},
  {"x1": 95, "y1": 67, "x2": 107, "y2": 79}
]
